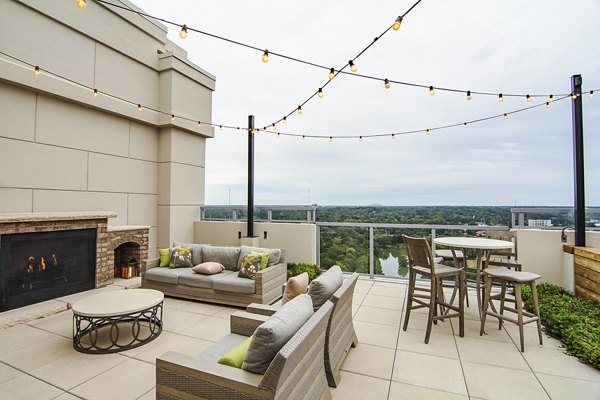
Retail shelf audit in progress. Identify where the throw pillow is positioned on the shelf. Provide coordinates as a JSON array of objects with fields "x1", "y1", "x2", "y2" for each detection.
[
  {"x1": 308, "y1": 265, "x2": 343, "y2": 311},
  {"x1": 250, "y1": 251, "x2": 269, "y2": 270},
  {"x1": 242, "y1": 294, "x2": 313, "y2": 374},
  {"x1": 159, "y1": 248, "x2": 170, "y2": 267},
  {"x1": 192, "y1": 262, "x2": 225, "y2": 275},
  {"x1": 237, "y1": 246, "x2": 281, "y2": 270},
  {"x1": 238, "y1": 253, "x2": 264, "y2": 279},
  {"x1": 217, "y1": 336, "x2": 252, "y2": 369},
  {"x1": 282, "y1": 272, "x2": 309, "y2": 304},
  {"x1": 170, "y1": 246, "x2": 193, "y2": 268}
]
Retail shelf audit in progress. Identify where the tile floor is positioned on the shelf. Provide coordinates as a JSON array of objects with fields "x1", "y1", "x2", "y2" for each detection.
[{"x1": 0, "y1": 277, "x2": 599, "y2": 399}]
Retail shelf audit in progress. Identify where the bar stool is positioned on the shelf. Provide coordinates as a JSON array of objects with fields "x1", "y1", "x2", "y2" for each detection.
[{"x1": 479, "y1": 267, "x2": 543, "y2": 352}]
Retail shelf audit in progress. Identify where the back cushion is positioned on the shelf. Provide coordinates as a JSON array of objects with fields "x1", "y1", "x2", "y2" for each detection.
[
  {"x1": 202, "y1": 245, "x2": 241, "y2": 271},
  {"x1": 237, "y1": 246, "x2": 282, "y2": 270},
  {"x1": 242, "y1": 294, "x2": 313, "y2": 374},
  {"x1": 308, "y1": 265, "x2": 343, "y2": 311},
  {"x1": 173, "y1": 242, "x2": 204, "y2": 266}
]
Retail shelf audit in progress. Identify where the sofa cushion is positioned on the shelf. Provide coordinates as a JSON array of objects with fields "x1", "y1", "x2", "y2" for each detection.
[
  {"x1": 170, "y1": 247, "x2": 193, "y2": 268},
  {"x1": 202, "y1": 245, "x2": 241, "y2": 271},
  {"x1": 144, "y1": 267, "x2": 189, "y2": 285},
  {"x1": 237, "y1": 246, "x2": 281, "y2": 269},
  {"x1": 213, "y1": 273, "x2": 256, "y2": 294},
  {"x1": 242, "y1": 294, "x2": 313, "y2": 374},
  {"x1": 178, "y1": 269, "x2": 234, "y2": 289},
  {"x1": 173, "y1": 242, "x2": 204, "y2": 266},
  {"x1": 308, "y1": 265, "x2": 343, "y2": 311},
  {"x1": 192, "y1": 262, "x2": 225, "y2": 275},
  {"x1": 238, "y1": 252, "x2": 264, "y2": 280},
  {"x1": 282, "y1": 272, "x2": 309, "y2": 305}
]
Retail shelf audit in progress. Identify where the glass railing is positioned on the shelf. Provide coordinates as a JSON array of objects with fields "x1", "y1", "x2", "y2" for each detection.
[
  {"x1": 511, "y1": 207, "x2": 600, "y2": 229},
  {"x1": 200, "y1": 205, "x2": 316, "y2": 223}
]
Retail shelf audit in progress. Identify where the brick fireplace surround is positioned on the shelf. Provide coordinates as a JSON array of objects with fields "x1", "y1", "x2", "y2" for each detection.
[{"x1": 0, "y1": 211, "x2": 149, "y2": 292}]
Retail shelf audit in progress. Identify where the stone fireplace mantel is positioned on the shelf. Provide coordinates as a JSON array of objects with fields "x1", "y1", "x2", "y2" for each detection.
[{"x1": 0, "y1": 211, "x2": 118, "y2": 224}]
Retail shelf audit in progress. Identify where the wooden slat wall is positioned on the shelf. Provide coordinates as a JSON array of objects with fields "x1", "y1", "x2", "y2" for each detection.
[{"x1": 574, "y1": 247, "x2": 600, "y2": 303}]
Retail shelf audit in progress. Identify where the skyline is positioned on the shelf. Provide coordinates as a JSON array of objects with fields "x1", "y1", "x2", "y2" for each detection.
[{"x1": 134, "y1": 0, "x2": 600, "y2": 206}]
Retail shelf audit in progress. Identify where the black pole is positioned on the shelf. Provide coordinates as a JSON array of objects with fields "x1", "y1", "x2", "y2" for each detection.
[
  {"x1": 247, "y1": 115, "x2": 255, "y2": 237},
  {"x1": 571, "y1": 75, "x2": 585, "y2": 246}
]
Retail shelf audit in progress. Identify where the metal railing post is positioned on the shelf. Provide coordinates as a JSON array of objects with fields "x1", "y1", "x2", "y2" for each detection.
[
  {"x1": 431, "y1": 228, "x2": 436, "y2": 254},
  {"x1": 267, "y1": 210, "x2": 272, "y2": 222},
  {"x1": 232, "y1": 209, "x2": 237, "y2": 222},
  {"x1": 369, "y1": 227, "x2": 374, "y2": 279},
  {"x1": 316, "y1": 225, "x2": 321, "y2": 265},
  {"x1": 518, "y1": 213, "x2": 525, "y2": 229}
]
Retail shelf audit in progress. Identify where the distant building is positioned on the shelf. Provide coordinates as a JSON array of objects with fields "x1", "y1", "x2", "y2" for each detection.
[{"x1": 528, "y1": 219, "x2": 553, "y2": 227}]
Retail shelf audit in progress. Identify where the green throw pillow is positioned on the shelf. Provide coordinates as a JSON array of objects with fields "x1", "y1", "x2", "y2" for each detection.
[
  {"x1": 250, "y1": 251, "x2": 269, "y2": 270},
  {"x1": 159, "y1": 248, "x2": 171, "y2": 267},
  {"x1": 218, "y1": 336, "x2": 252, "y2": 368},
  {"x1": 238, "y1": 252, "x2": 264, "y2": 279},
  {"x1": 170, "y1": 246, "x2": 192, "y2": 268}
]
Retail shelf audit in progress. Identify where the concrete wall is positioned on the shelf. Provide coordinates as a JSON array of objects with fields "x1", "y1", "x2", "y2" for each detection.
[
  {"x1": 194, "y1": 221, "x2": 318, "y2": 264},
  {"x1": 0, "y1": 0, "x2": 216, "y2": 257}
]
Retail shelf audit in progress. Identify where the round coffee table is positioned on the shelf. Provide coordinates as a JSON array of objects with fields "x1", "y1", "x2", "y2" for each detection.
[{"x1": 72, "y1": 289, "x2": 163, "y2": 354}]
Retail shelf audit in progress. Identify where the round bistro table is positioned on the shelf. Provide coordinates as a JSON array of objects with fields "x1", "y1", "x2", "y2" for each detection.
[{"x1": 72, "y1": 289, "x2": 163, "y2": 354}]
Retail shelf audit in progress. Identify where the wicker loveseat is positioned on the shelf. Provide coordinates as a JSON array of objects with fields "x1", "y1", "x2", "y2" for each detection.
[
  {"x1": 142, "y1": 243, "x2": 287, "y2": 307},
  {"x1": 156, "y1": 300, "x2": 334, "y2": 400}
]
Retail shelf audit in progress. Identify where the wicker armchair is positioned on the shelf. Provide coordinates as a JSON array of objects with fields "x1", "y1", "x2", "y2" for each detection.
[
  {"x1": 246, "y1": 272, "x2": 359, "y2": 387},
  {"x1": 156, "y1": 301, "x2": 334, "y2": 400}
]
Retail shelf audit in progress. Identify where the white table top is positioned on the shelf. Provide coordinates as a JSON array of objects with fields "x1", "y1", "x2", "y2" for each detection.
[
  {"x1": 433, "y1": 237, "x2": 514, "y2": 250},
  {"x1": 72, "y1": 289, "x2": 164, "y2": 317}
]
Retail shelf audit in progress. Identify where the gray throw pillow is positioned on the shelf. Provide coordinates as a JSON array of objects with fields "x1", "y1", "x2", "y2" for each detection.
[
  {"x1": 237, "y1": 245, "x2": 281, "y2": 270},
  {"x1": 201, "y1": 245, "x2": 241, "y2": 271},
  {"x1": 308, "y1": 265, "x2": 343, "y2": 311},
  {"x1": 242, "y1": 294, "x2": 313, "y2": 374}
]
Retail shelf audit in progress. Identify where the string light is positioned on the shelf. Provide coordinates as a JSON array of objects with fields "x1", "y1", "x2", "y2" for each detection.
[
  {"x1": 301, "y1": 135, "x2": 305, "y2": 141},
  {"x1": 498, "y1": 93, "x2": 504, "y2": 102},
  {"x1": 171, "y1": 114, "x2": 175, "y2": 121},
  {"x1": 137, "y1": 104, "x2": 142, "y2": 112},
  {"x1": 526, "y1": 94, "x2": 532, "y2": 103},
  {"x1": 179, "y1": 25, "x2": 188, "y2": 39},
  {"x1": 277, "y1": 133, "x2": 281, "y2": 138},
  {"x1": 329, "y1": 136, "x2": 333, "y2": 142},
  {"x1": 466, "y1": 90, "x2": 472, "y2": 101},
  {"x1": 76, "y1": 0, "x2": 87, "y2": 9},
  {"x1": 429, "y1": 86, "x2": 435, "y2": 96},
  {"x1": 262, "y1": 50, "x2": 269, "y2": 63},
  {"x1": 93, "y1": 88, "x2": 98, "y2": 97},
  {"x1": 329, "y1": 68, "x2": 335, "y2": 80},
  {"x1": 282, "y1": 116, "x2": 287, "y2": 124},
  {"x1": 546, "y1": 102, "x2": 550, "y2": 108},
  {"x1": 591, "y1": 90, "x2": 595, "y2": 98},
  {"x1": 391, "y1": 134, "x2": 396, "y2": 140},
  {"x1": 504, "y1": 113, "x2": 509, "y2": 119},
  {"x1": 571, "y1": 92, "x2": 577, "y2": 100},
  {"x1": 197, "y1": 121, "x2": 201, "y2": 127},
  {"x1": 272, "y1": 123, "x2": 276, "y2": 130},
  {"x1": 219, "y1": 125, "x2": 223, "y2": 131},
  {"x1": 463, "y1": 122, "x2": 468, "y2": 128},
  {"x1": 426, "y1": 129, "x2": 430, "y2": 135},
  {"x1": 384, "y1": 79, "x2": 391, "y2": 89},
  {"x1": 34, "y1": 66, "x2": 40, "y2": 76},
  {"x1": 349, "y1": 60, "x2": 357, "y2": 73},
  {"x1": 297, "y1": 106, "x2": 303, "y2": 115},
  {"x1": 359, "y1": 136, "x2": 363, "y2": 142},
  {"x1": 392, "y1": 16, "x2": 403, "y2": 30},
  {"x1": 318, "y1": 88, "x2": 324, "y2": 98},
  {"x1": 549, "y1": 94, "x2": 554, "y2": 103}
]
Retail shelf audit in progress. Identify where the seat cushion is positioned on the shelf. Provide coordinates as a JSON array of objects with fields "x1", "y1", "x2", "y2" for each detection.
[
  {"x1": 173, "y1": 242, "x2": 205, "y2": 266},
  {"x1": 202, "y1": 245, "x2": 241, "y2": 271},
  {"x1": 484, "y1": 267, "x2": 540, "y2": 283},
  {"x1": 144, "y1": 267, "x2": 189, "y2": 285},
  {"x1": 178, "y1": 269, "x2": 234, "y2": 289},
  {"x1": 237, "y1": 246, "x2": 281, "y2": 269},
  {"x1": 308, "y1": 265, "x2": 343, "y2": 311},
  {"x1": 213, "y1": 273, "x2": 256, "y2": 293},
  {"x1": 242, "y1": 294, "x2": 314, "y2": 374}
]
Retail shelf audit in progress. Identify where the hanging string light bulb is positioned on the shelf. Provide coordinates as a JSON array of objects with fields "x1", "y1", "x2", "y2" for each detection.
[
  {"x1": 219, "y1": 125, "x2": 223, "y2": 131},
  {"x1": 546, "y1": 102, "x2": 550, "y2": 108},
  {"x1": 93, "y1": 88, "x2": 98, "y2": 97},
  {"x1": 526, "y1": 94, "x2": 532, "y2": 103},
  {"x1": 571, "y1": 92, "x2": 577, "y2": 100},
  {"x1": 329, "y1": 136, "x2": 333, "y2": 142},
  {"x1": 429, "y1": 86, "x2": 435, "y2": 96},
  {"x1": 384, "y1": 79, "x2": 391, "y2": 89},
  {"x1": 549, "y1": 94, "x2": 554, "y2": 103},
  {"x1": 391, "y1": 134, "x2": 396, "y2": 140},
  {"x1": 197, "y1": 121, "x2": 201, "y2": 127},
  {"x1": 504, "y1": 113, "x2": 509, "y2": 119},
  {"x1": 392, "y1": 16, "x2": 403, "y2": 30},
  {"x1": 76, "y1": 0, "x2": 87, "y2": 9},
  {"x1": 272, "y1": 123, "x2": 276, "y2": 130},
  {"x1": 262, "y1": 50, "x2": 269, "y2": 63},
  {"x1": 179, "y1": 25, "x2": 188, "y2": 39},
  {"x1": 301, "y1": 135, "x2": 305, "y2": 141},
  {"x1": 591, "y1": 90, "x2": 595, "y2": 98},
  {"x1": 34, "y1": 66, "x2": 40, "y2": 76},
  {"x1": 359, "y1": 136, "x2": 363, "y2": 142},
  {"x1": 349, "y1": 60, "x2": 357, "y2": 72},
  {"x1": 463, "y1": 122, "x2": 468, "y2": 128},
  {"x1": 283, "y1": 116, "x2": 287, "y2": 124},
  {"x1": 318, "y1": 88, "x2": 324, "y2": 99},
  {"x1": 277, "y1": 133, "x2": 281, "y2": 138},
  {"x1": 297, "y1": 105, "x2": 303, "y2": 115},
  {"x1": 426, "y1": 129, "x2": 431, "y2": 135},
  {"x1": 171, "y1": 114, "x2": 175, "y2": 121},
  {"x1": 329, "y1": 68, "x2": 335, "y2": 80},
  {"x1": 137, "y1": 104, "x2": 142, "y2": 112},
  {"x1": 466, "y1": 90, "x2": 472, "y2": 101},
  {"x1": 498, "y1": 93, "x2": 504, "y2": 102}
]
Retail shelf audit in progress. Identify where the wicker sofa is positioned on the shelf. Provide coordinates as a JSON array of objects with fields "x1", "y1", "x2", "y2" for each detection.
[
  {"x1": 141, "y1": 243, "x2": 287, "y2": 307},
  {"x1": 156, "y1": 300, "x2": 334, "y2": 400}
]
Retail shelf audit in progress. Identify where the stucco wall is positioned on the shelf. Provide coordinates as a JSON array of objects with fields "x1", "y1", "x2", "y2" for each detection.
[{"x1": 0, "y1": 0, "x2": 215, "y2": 257}]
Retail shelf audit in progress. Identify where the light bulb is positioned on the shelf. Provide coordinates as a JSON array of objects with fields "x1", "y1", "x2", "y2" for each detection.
[
  {"x1": 384, "y1": 79, "x2": 390, "y2": 89},
  {"x1": 137, "y1": 104, "x2": 142, "y2": 112},
  {"x1": 277, "y1": 133, "x2": 281, "y2": 138},
  {"x1": 179, "y1": 25, "x2": 188, "y2": 39},
  {"x1": 262, "y1": 50, "x2": 269, "y2": 63},
  {"x1": 590, "y1": 90, "x2": 595, "y2": 98},
  {"x1": 392, "y1": 16, "x2": 402, "y2": 30},
  {"x1": 329, "y1": 136, "x2": 333, "y2": 142},
  {"x1": 197, "y1": 121, "x2": 201, "y2": 127},
  {"x1": 549, "y1": 94, "x2": 554, "y2": 103},
  {"x1": 301, "y1": 135, "x2": 305, "y2": 141},
  {"x1": 297, "y1": 106, "x2": 302, "y2": 115},
  {"x1": 34, "y1": 66, "x2": 40, "y2": 76},
  {"x1": 571, "y1": 93, "x2": 577, "y2": 100},
  {"x1": 318, "y1": 88, "x2": 324, "y2": 99},
  {"x1": 466, "y1": 90, "x2": 472, "y2": 101},
  {"x1": 426, "y1": 129, "x2": 430, "y2": 135},
  {"x1": 219, "y1": 125, "x2": 223, "y2": 131},
  {"x1": 464, "y1": 122, "x2": 468, "y2": 128},
  {"x1": 391, "y1": 134, "x2": 396, "y2": 140},
  {"x1": 76, "y1": 0, "x2": 86, "y2": 9},
  {"x1": 498, "y1": 93, "x2": 504, "y2": 102},
  {"x1": 359, "y1": 136, "x2": 363, "y2": 142},
  {"x1": 349, "y1": 60, "x2": 357, "y2": 72},
  {"x1": 429, "y1": 86, "x2": 435, "y2": 96},
  {"x1": 504, "y1": 113, "x2": 509, "y2": 119},
  {"x1": 526, "y1": 94, "x2": 532, "y2": 103},
  {"x1": 283, "y1": 116, "x2": 287, "y2": 124},
  {"x1": 171, "y1": 114, "x2": 175, "y2": 121},
  {"x1": 329, "y1": 67, "x2": 335, "y2": 80},
  {"x1": 93, "y1": 88, "x2": 98, "y2": 97},
  {"x1": 546, "y1": 102, "x2": 550, "y2": 108},
  {"x1": 272, "y1": 123, "x2": 276, "y2": 130}
]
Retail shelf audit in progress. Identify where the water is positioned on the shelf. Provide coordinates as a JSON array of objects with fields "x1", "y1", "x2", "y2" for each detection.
[{"x1": 380, "y1": 253, "x2": 408, "y2": 278}]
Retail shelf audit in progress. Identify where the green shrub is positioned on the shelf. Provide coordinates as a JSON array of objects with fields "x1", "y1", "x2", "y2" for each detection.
[
  {"x1": 287, "y1": 263, "x2": 321, "y2": 281},
  {"x1": 522, "y1": 283, "x2": 600, "y2": 369}
]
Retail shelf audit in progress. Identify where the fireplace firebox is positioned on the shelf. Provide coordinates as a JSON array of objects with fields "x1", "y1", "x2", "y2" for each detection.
[{"x1": 0, "y1": 228, "x2": 97, "y2": 312}]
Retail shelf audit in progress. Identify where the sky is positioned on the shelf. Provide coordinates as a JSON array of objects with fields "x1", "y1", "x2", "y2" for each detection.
[{"x1": 133, "y1": 0, "x2": 600, "y2": 206}]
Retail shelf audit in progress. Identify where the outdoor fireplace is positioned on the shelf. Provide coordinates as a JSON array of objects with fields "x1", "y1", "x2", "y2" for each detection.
[{"x1": 0, "y1": 229, "x2": 96, "y2": 311}]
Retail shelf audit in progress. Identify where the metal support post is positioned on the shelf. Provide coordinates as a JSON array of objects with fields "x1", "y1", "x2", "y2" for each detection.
[
  {"x1": 571, "y1": 75, "x2": 585, "y2": 246},
  {"x1": 369, "y1": 227, "x2": 374, "y2": 279},
  {"x1": 247, "y1": 115, "x2": 255, "y2": 237}
]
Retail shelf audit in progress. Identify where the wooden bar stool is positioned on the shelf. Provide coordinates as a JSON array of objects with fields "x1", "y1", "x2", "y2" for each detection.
[{"x1": 479, "y1": 267, "x2": 543, "y2": 352}]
